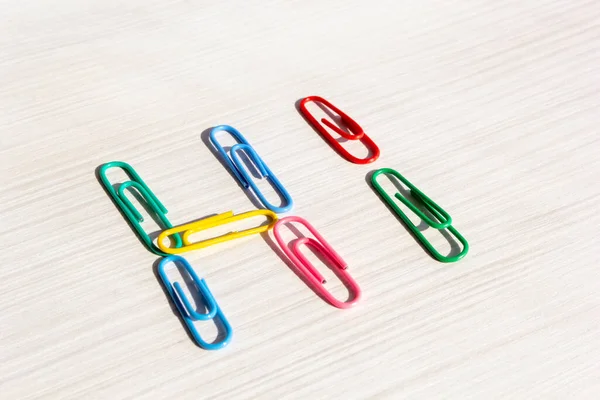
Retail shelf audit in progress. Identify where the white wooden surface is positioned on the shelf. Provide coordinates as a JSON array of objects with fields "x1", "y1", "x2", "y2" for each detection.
[{"x1": 1, "y1": 1, "x2": 600, "y2": 398}]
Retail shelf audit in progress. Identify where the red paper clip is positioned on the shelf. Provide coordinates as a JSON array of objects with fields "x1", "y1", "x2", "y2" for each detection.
[
  {"x1": 273, "y1": 216, "x2": 361, "y2": 309},
  {"x1": 299, "y1": 96, "x2": 380, "y2": 164}
]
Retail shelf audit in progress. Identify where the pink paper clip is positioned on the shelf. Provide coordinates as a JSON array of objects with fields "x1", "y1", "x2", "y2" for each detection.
[{"x1": 273, "y1": 216, "x2": 361, "y2": 309}]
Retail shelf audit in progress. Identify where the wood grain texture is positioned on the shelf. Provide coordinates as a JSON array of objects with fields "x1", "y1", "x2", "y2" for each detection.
[{"x1": 1, "y1": 1, "x2": 599, "y2": 398}]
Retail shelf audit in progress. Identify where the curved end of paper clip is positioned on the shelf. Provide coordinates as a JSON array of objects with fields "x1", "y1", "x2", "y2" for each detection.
[
  {"x1": 292, "y1": 237, "x2": 361, "y2": 309},
  {"x1": 394, "y1": 191, "x2": 453, "y2": 230},
  {"x1": 363, "y1": 142, "x2": 381, "y2": 164},
  {"x1": 258, "y1": 209, "x2": 280, "y2": 226},
  {"x1": 210, "y1": 125, "x2": 251, "y2": 188},
  {"x1": 230, "y1": 143, "x2": 268, "y2": 178},
  {"x1": 157, "y1": 230, "x2": 183, "y2": 255},
  {"x1": 266, "y1": 199, "x2": 294, "y2": 214},
  {"x1": 98, "y1": 161, "x2": 135, "y2": 185},
  {"x1": 329, "y1": 289, "x2": 361, "y2": 309},
  {"x1": 431, "y1": 226, "x2": 469, "y2": 263},
  {"x1": 209, "y1": 125, "x2": 247, "y2": 146},
  {"x1": 195, "y1": 311, "x2": 233, "y2": 351},
  {"x1": 172, "y1": 280, "x2": 218, "y2": 321}
]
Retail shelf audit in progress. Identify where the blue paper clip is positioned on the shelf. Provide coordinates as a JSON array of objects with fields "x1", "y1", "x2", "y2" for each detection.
[
  {"x1": 209, "y1": 125, "x2": 293, "y2": 213},
  {"x1": 158, "y1": 255, "x2": 232, "y2": 350},
  {"x1": 99, "y1": 161, "x2": 182, "y2": 256}
]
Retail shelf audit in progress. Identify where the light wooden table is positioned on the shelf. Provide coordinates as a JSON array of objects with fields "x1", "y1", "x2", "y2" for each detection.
[{"x1": 1, "y1": 1, "x2": 599, "y2": 398}]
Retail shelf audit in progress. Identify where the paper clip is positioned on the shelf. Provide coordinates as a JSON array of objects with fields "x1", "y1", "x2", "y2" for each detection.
[
  {"x1": 157, "y1": 209, "x2": 278, "y2": 254},
  {"x1": 273, "y1": 216, "x2": 361, "y2": 309},
  {"x1": 210, "y1": 125, "x2": 293, "y2": 213},
  {"x1": 299, "y1": 96, "x2": 380, "y2": 164},
  {"x1": 99, "y1": 161, "x2": 182, "y2": 256},
  {"x1": 158, "y1": 255, "x2": 232, "y2": 350},
  {"x1": 371, "y1": 168, "x2": 469, "y2": 262}
]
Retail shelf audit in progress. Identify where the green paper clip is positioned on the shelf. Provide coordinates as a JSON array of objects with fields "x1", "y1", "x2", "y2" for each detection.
[
  {"x1": 371, "y1": 168, "x2": 468, "y2": 262},
  {"x1": 99, "y1": 161, "x2": 182, "y2": 255}
]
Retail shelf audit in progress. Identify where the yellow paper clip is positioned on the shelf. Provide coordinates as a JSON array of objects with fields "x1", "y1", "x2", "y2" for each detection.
[{"x1": 157, "y1": 209, "x2": 278, "y2": 254}]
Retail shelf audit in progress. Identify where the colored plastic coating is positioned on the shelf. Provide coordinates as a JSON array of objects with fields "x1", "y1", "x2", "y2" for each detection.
[
  {"x1": 210, "y1": 125, "x2": 293, "y2": 213},
  {"x1": 157, "y1": 209, "x2": 278, "y2": 254},
  {"x1": 99, "y1": 161, "x2": 182, "y2": 256},
  {"x1": 299, "y1": 96, "x2": 380, "y2": 164},
  {"x1": 158, "y1": 255, "x2": 232, "y2": 350},
  {"x1": 273, "y1": 216, "x2": 361, "y2": 309},
  {"x1": 371, "y1": 168, "x2": 469, "y2": 262}
]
